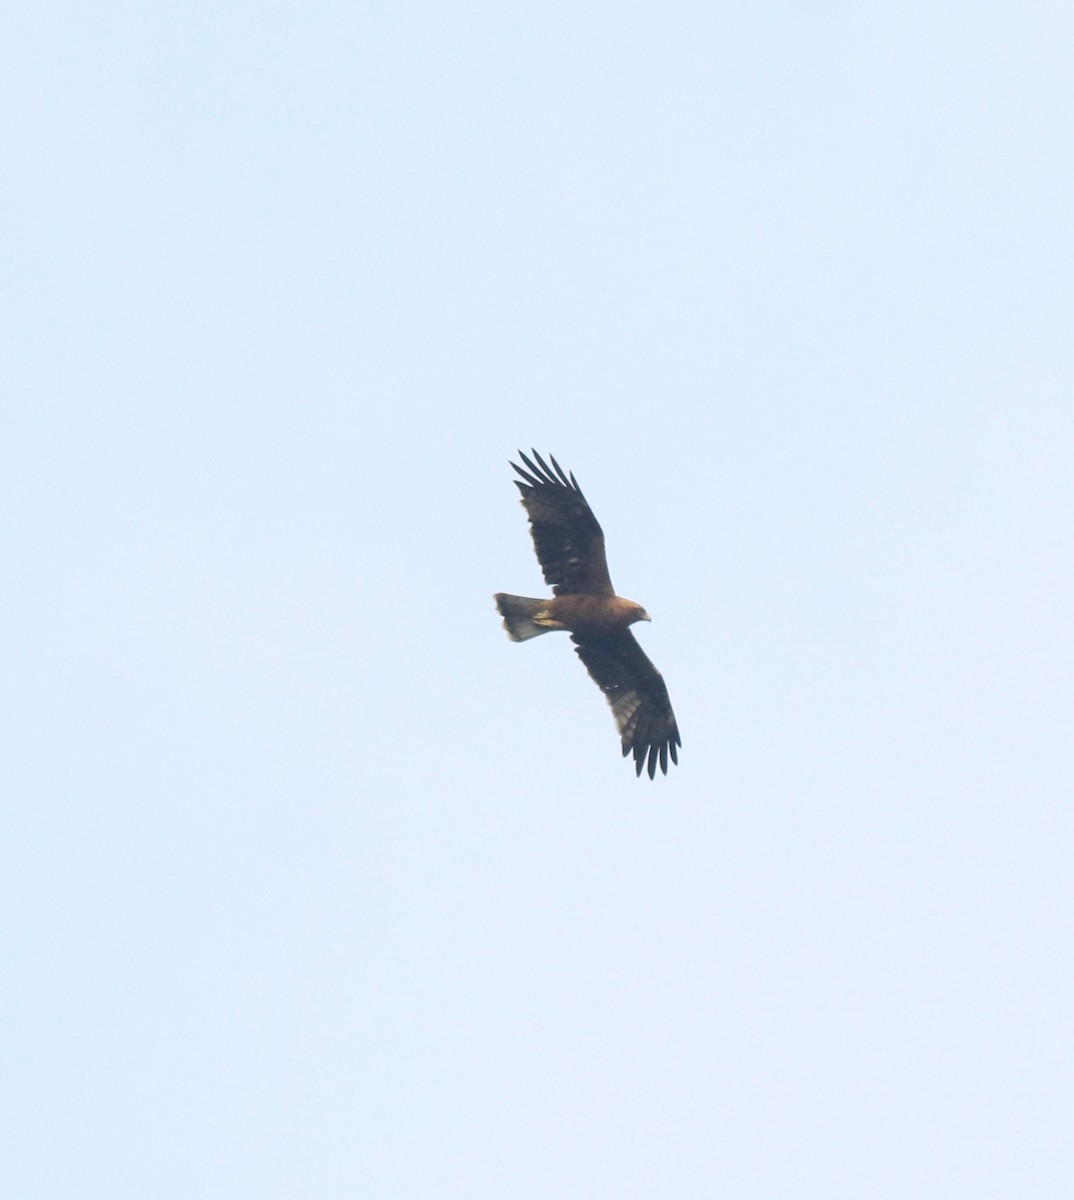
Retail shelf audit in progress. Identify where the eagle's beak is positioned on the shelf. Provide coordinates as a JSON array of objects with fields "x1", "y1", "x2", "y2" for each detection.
[{"x1": 642, "y1": 610, "x2": 652, "y2": 622}]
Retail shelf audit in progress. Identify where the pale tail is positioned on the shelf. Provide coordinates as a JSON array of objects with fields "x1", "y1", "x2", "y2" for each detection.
[{"x1": 494, "y1": 594, "x2": 554, "y2": 642}]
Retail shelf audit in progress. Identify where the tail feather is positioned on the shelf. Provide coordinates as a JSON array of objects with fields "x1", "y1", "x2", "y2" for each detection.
[{"x1": 494, "y1": 594, "x2": 555, "y2": 642}]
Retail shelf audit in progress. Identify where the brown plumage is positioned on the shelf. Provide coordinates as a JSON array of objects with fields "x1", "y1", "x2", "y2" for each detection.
[{"x1": 494, "y1": 450, "x2": 681, "y2": 778}]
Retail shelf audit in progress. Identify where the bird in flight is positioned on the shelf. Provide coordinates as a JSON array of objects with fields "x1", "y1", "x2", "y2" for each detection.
[{"x1": 495, "y1": 450, "x2": 681, "y2": 778}]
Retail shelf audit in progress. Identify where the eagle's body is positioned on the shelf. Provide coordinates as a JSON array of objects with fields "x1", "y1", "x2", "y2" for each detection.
[
  {"x1": 497, "y1": 592, "x2": 649, "y2": 639},
  {"x1": 494, "y1": 450, "x2": 681, "y2": 778}
]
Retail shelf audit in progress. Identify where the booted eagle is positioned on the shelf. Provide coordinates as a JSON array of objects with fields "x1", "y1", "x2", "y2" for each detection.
[{"x1": 495, "y1": 450, "x2": 681, "y2": 778}]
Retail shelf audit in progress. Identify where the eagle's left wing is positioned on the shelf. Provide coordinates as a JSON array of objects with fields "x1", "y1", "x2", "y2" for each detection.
[{"x1": 571, "y1": 630, "x2": 681, "y2": 778}]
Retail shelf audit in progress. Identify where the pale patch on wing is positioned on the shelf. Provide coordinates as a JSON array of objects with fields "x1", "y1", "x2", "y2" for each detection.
[{"x1": 611, "y1": 689, "x2": 645, "y2": 743}]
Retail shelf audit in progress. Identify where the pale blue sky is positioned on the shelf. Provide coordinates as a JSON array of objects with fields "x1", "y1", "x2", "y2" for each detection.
[{"x1": 5, "y1": 2, "x2": 1074, "y2": 1196}]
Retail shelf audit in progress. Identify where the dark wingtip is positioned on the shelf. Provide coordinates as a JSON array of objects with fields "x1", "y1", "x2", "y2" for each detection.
[
  {"x1": 519, "y1": 449, "x2": 545, "y2": 480},
  {"x1": 531, "y1": 450, "x2": 563, "y2": 489},
  {"x1": 630, "y1": 736, "x2": 679, "y2": 778},
  {"x1": 510, "y1": 450, "x2": 580, "y2": 494},
  {"x1": 511, "y1": 453, "x2": 543, "y2": 489},
  {"x1": 548, "y1": 453, "x2": 575, "y2": 490}
]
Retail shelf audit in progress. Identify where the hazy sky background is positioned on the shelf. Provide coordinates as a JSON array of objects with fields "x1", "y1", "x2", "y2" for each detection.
[{"x1": 5, "y1": 2, "x2": 1073, "y2": 1196}]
